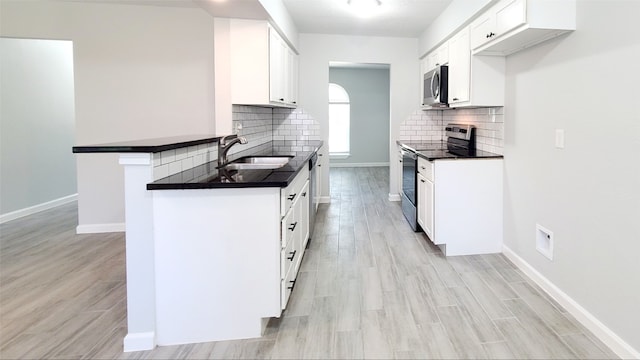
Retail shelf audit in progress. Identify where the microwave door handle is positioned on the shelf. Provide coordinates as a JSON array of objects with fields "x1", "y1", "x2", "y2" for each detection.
[{"x1": 431, "y1": 71, "x2": 439, "y2": 99}]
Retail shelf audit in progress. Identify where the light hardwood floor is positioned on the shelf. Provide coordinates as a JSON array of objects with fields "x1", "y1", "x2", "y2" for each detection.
[{"x1": 0, "y1": 167, "x2": 618, "y2": 359}]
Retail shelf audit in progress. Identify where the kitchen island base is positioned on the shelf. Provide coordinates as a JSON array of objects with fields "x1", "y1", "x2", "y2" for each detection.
[{"x1": 152, "y1": 187, "x2": 282, "y2": 346}]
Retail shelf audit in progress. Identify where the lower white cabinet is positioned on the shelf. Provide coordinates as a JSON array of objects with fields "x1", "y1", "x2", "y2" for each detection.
[
  {"x1": 417, "y1": 157, "x2": 434, "y2": 241},
  {"x1": 417, "y1": 157, "x2": 503, "y2": 256},
  {"x1": 279, "y1": 169, "x2": 309, "y2": 309},
  {"x1": 150, "y1": 166, "x2": 310, "y2": 345}
]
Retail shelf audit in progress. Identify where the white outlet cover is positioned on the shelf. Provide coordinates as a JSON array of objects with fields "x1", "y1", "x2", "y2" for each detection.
[{"x1": 536, "y1": 224, "x2": 554, "y2": 260}]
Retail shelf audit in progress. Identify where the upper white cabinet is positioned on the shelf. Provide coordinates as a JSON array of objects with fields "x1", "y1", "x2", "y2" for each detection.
[
  {"x1": 423, "y1": 41, "x2": 449, "y2": 72},
  {"x1": 448, "y1": 27, "x2": 471, "y2": 104},
  {"x1": 470, "y1": 0, "x2": 576, "y2": 56},
  {"x1": 230, "y1": 19, "x2": 298, "y2": 108},
  {"x1": 448, "y1": 25, "x2": 505, "y2": 108}
]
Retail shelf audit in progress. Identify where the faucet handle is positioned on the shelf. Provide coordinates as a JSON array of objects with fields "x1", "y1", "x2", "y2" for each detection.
[{"x1": 220, "y1": 134, "x2": 237, "y2": 146}]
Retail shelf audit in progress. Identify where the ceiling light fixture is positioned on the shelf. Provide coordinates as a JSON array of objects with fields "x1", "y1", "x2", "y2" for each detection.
[{"x1": 347, "y1": 0, "x2": 382, "y2": 18}]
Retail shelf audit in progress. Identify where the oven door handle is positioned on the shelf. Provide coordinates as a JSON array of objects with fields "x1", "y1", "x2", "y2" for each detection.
[{"x1": 400, "y1": 148, "x2": 417, "y2": 160}]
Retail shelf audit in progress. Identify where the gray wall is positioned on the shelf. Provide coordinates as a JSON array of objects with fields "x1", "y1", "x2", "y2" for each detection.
[
  {"x1": 0, "y1": 38, "x2": 77, "y2": 215},
  {"x1": 329, "y1": 67, "x2": 390, "y2": 166},
  {"x1": 504, "y1": 1, "x2": 640, "y2": 352},
  {"x1": 1, "y1": 1, "x2": 216, "y2": 229}
]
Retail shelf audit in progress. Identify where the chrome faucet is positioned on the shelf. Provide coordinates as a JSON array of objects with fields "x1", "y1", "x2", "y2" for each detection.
[{"x1": 217, "y1": 134, "x2": 248, "y2": 166}]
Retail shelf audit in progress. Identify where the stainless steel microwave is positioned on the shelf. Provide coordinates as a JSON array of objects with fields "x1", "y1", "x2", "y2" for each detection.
[{"x1": 423, "y1": 65, "x2": 448, "y2": 107}]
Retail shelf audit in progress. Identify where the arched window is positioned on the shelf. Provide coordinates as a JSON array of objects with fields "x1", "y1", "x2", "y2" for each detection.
[{"x1": 328, "y1": 83, "x2": 350, "y2": 157}]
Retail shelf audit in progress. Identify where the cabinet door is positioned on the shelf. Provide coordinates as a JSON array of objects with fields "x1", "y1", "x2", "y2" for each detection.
[
  {"x1": 289, "y1": 49, "x2": 298, "y2": 106},
  {"x1": 448, "y1": 26, "x2": 471, "y2": 104},
  {"x1": 423, "y1": 177, "x2": 434, "y2": 242},
  {"x1": 437, "y1": 42, "x2": 449, "y2": 66},
  {"x1": 470, "y1": 12, "x2": 494, "y2": 50},
  {"x1": 495, "y1": 0, "x2": 526, "y2": 37},
  {"x1": 417, "y1": 173, "x2": 426, "y2": 229},
  {"x1": 299, "y1": 181, "x2": 310, "y2": 251},
  {"x1": 269, "y1": 29, "x2": 285, "y2": 103}
]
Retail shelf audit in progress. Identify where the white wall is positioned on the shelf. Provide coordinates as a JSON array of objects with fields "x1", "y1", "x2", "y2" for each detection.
[
  {"x1": 329, "y1": 67, "x2": 390, "y2": 166},
  {"x1": 298, "y1": 34, "x2": 419, "y2": 199},
  {"x1": 0, "y1": 38, "x2": 77, "y2": 216},
  {"x1": 0, "y1": 0, "x2": 216, "y2": 229},
  {"x1": 504, "y1": 1, "x2": 640, "y2": 353}
]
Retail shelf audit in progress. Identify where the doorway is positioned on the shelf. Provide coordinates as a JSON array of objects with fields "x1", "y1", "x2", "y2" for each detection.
[
  {"x1": 327, "y1": 62, "x2": 391, "y2": 169},
  {"x1": 0, "y1": 38, "x2": 77, "y2": 222}
]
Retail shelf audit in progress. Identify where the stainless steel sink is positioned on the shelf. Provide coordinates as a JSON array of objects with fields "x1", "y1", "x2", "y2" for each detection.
[{"x1": 221, "y1": 156, "x2": 293, "y2": 170}]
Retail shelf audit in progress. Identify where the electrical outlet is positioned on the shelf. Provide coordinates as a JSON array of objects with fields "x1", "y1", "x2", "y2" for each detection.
[{"x1": 536, "y1": 224, "x2": 554, "y2": 260}]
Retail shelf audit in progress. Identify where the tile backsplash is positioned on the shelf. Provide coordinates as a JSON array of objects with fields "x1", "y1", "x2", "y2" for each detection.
[
  {"x1": 399, "y1": 107, "x2": 504, "y2": 155},
  {"x1": 152, "y1": 105, "x2": 323, "y2": 180},
  {"x1": 152, "y1": 144, "x2": 217, "y2": 181}
]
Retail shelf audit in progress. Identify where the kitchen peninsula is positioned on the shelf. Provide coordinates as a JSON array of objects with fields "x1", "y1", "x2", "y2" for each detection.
[{"x1": 73, "y1": 136, "x2": 323, "y2": 351}]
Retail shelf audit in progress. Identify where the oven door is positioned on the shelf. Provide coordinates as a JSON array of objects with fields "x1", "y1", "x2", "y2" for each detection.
[
  {"x1": 401, "y1": 149, "x2": 417, "y2": 205},
  {"x1": 400, "y1": 148, "x2": 419, "y2": 231}
]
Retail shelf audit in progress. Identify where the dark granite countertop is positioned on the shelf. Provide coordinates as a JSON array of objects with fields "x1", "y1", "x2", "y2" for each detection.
[
  {"x1": 72, "y1": 134, "x2": 221, "y2": 153},
  {"x1": 147, "y1": 140, "x2": 323, "y2": 190},
  {"x1": 397, "y1": 140, "x2": 504, "y2": 161}
]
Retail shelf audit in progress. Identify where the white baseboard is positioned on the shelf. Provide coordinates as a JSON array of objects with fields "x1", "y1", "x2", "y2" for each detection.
[
  {"x1": 318, "y1": 196, "x2": 331, "y2": 204},
  {"x1": 502, "y1": 246, "x2": 639, "y2": 359},
  {"x1": 0, "y1": 194, "x2": 78, "y2": 224},
  {"x1": 329, "y1": 162, "x2": 389, "y2": 168},
  {"x1": 388, "y1": 193, "x2": 401, "y2": 202},
  {"x1": 123, "y1": 331, "x2": 156, "y2": 352},
  {"x1": 76, "y1": 223, "x2": 125, "y2": 234}
]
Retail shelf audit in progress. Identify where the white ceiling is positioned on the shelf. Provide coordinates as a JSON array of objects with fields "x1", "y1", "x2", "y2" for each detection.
[
  {"x1": 82, "y1": 0, "x2": 453, "y2": 38},
  {"x1": 281, "y1": 0, "x2": 453, "y2": 38}
]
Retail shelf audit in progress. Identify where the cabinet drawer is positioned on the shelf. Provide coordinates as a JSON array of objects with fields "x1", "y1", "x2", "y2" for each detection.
[
  {"x1": 280, "y1": 167, "x2": 309, "y2": 217},
  {"x1": 417, "y1": 157, "x2": 434, "y2": 181},
  {"x1": 281, "y1": 203, "x2": 297, "y2": 249},
  {"x1": 280, "y1": 256, "x2": 297, "y2": 309},
  {"x1": 281, "y1": 233, "x2": 296, "y2": 280}
]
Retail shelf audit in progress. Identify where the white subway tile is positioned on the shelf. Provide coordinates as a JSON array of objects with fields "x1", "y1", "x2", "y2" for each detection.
[
  {"x1": 175, "y1": 147, "x2": 188, "y2": 161},
  {"x1": 153, "y1": 164, "x2": 169, "y2": 180},
  {"x1": 168, "y1": 161, "x2": 182, "y2": 176},
  {"x1": 161, "y1": 150, "x2": 176, "y2": 165}
]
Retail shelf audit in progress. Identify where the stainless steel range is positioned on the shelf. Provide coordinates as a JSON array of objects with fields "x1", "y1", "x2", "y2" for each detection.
[{"x1": 399, "y1": 124, "x2": 476, "y2": 231}]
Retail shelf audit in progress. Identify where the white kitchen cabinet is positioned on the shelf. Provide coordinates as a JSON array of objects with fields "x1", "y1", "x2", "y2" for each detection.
[
  {"x1": 448, "y1": 25, "x2": 505, "y2": 108},
  {"x1": 299, "y1": 181, "x2": 310, "y2": 250},
  {"x1": 417, "y1": 158, "x2": 434, "y2": 241},
  {"x1": 470, "y1": 0, "x2": 576, "y2": 56},
  {"x1": 396, "y1": 147, "x2": 404, "y2": 199},
  {"x1": 151, "y1": 164, "x2": 312, "y2": 345},
  {"x1": 279, "y1": 168, "x2": 309, "y2": 309},
  {"x1": 448, "y1": 27, "x2": 471, "y2": 104},
  {"x1": 230, "y1": 19, "x2": 298, "y2": 108},
  {"x1": 425, "y1": 158, "x2": 503, "y2": 256}
]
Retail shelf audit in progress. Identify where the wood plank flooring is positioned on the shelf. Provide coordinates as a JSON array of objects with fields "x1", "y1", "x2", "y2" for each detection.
[{"x1": 0, "y1": 167, "x2": 618, "y2": 359}]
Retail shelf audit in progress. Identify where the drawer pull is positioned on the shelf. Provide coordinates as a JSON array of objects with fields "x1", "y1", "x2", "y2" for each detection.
[
  {"x1": 287, "y1": 250, "x2": 296, "y2": 261},
  {"x1": 287, "y1": 279, "x2": 296, "y2": 291},
  {"x1": 302, "y1": 192, "x2": 307, "y2": 197},
  {"x1": 421, "y1": 166, "x2": 426, "y2": 169},
  {"x1": 288, "y1": 222, "x2": 297, "y2": 231},
  {"x1": 287, "y1": 193, "x2": 296, "y2": 201},
  {"x1": 421, "y1": 179, "x2": 426, "y2": 183}
]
